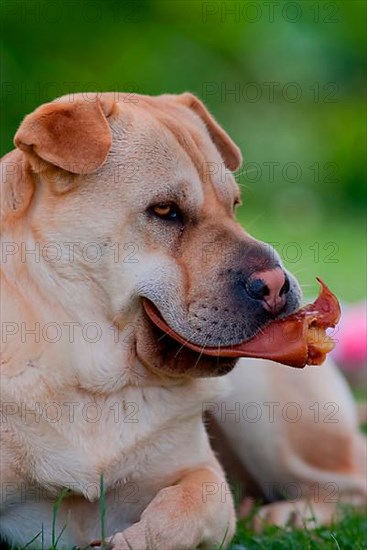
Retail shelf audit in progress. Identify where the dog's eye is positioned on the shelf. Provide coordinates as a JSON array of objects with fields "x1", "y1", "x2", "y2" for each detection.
[
  {"x1": 150, "y1": 203, "x2": 182, "y2": 221},
  {"x1": 233, "y1": 198, "x2": 241, "y2": 212}
]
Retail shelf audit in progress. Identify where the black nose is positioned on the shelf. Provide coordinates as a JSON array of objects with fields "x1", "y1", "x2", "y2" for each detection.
[{"x1": 245, "y1": 268, "x2": 289, "y2": 315}]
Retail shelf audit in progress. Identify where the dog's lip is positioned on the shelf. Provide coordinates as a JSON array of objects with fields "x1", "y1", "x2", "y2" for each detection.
[
  {"x1": 142, "y1": 279, "x2": 341, "y2": 368},
  {"x1": 142, "y1": 298, "x2": 230, "y2": 356},
  {"x1": 141, "y1": 298, "x2": 284, "y2": 359}
]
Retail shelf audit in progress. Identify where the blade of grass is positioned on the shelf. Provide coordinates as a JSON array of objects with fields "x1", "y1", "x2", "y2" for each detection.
[
  {"x1": 51, "y1": 487, "x2": 70, "y2": 549},
  {"x1": 22, "y1": 531, "x2": 42, "y2": 549},
  {"x1": 99, "y1": 474, "x2": 106, "y2": 547},
  {"x1": 218, "y1": 525, "x2": 229, "y2": 550}
]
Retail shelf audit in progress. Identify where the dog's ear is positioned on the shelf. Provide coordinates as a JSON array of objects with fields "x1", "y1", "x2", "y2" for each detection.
[
  {"x1": 14, "y1": 96, "x2": 114, "y2": 175},
  {"x1": 177, "y1": 93, "x2": 242, "y2": 171},
  {"x1": 1, "y1": 149, "x2": 35, "y2": 225}
]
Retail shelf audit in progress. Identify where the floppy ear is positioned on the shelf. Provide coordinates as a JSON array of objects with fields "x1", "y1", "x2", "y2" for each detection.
[
  {"x1": 1, "y1": 149, "x2": 35, "y2": 225},
  {"x1": 14, "y1": 96, "x2": 114, "y2": 175},
  {"x1": 177, "y1": 93, "x2": 242, "y2": 171}
]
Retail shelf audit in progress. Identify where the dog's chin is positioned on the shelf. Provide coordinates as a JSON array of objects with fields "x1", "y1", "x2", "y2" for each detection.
[{"x1": 136, "y1": 313, "x2": 238, "y2": 378}]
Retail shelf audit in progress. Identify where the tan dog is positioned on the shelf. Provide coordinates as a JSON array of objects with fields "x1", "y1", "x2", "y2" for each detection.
[{"x1": 0, "y1": 92, "x2": 365, "y2": 549}]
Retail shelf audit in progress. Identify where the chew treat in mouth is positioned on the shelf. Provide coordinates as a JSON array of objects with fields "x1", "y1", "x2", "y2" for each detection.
[{"x1": 143, "y1": 278, "x2": 341, "y2": 369}]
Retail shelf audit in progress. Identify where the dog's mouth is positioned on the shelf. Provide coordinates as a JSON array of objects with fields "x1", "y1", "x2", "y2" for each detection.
[
  {"x1": 143, "y1": 298, "x2": 257, "y2": 357},
  {"x1": 139, "y1": 299, "x2": 238, "y2": 377},
  {"x1": 142, "y1": 280, "x2": 340, "y2": 369},
  {"x1": 142, "y1": 298, "x2": 291, "y2": 366}
]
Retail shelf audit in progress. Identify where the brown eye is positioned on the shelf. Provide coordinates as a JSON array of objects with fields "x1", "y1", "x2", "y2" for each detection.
[
  {"x1": 154, "y1": 204, "x2": 172, "y2": 217},
  {"x1": 150, "y1": 203, "x2": 181, "y2": 221}
]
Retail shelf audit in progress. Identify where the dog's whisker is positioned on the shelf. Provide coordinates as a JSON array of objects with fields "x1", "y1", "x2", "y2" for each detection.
[
  {"x1": 235, "y1": 167, "x2": 259, "y2": 178},
  {"x1": 240, "y1": 213, "x2": 264, "y2": 229},
  {"x1": 191, "y1": 336, "x2": 209, "y2": 371},
  {"x1": 157, "y1": 327, "x2": 177, "y2": 343},
  {"x1": 235, "y1": 181, "x2": 251, "y2": 190},
  {"x1": 290, "y1": 268, "x2": 309, "y2": 275},
  {"x1": 173, "y1": 329, "x2": 198, "y2": 359}
]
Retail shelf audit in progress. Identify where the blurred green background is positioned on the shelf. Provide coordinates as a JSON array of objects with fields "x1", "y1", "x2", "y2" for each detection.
[{"x1": 1, "y1": 0, "x2": 366, "y2": 301}]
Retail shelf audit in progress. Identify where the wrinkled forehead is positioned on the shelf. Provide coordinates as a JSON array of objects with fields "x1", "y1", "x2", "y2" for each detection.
[{"x1": 111, "y1": 98, "x2": 240, "y2": 208}]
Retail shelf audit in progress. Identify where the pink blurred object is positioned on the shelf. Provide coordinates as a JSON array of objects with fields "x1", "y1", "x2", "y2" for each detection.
[{"x1": 331, "y1": 301, "x2": 367, "y2": 372}]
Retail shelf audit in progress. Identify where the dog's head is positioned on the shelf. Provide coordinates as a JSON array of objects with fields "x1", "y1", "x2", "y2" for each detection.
[{"x1": 3, "y1": 92, "x2": 301, "y2": 378}]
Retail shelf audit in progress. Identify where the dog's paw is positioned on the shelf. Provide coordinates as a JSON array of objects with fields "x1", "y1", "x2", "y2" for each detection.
[
  {"x1": 100, "y1": 519, "x2": 200, "y2": 550},
  {"x1": 90, "y1": 532, "x2": 139, "y2": 550},
  {"x1": 253, "y1": 501, "x2": 312, "y2": 532},
  {"x1": 252, "y1": 500, "x2": 339, "y2": 532},
  {"x1": 103, "y1": 532, "x2": 134, "y2": 550}
]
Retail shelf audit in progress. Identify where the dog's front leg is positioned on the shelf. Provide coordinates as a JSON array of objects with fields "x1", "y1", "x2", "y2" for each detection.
[{"x1": 105, "y1": 466, "x2": 235, "y2": 550}]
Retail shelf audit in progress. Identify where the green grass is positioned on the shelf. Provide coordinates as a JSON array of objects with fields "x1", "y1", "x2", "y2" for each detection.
[
  {"x1": 230, "y1": 510, "x2": 367, "y2": 550},
  {"x1": 6, "y1": 513, "x2": 366, "y2": 550},
  {"x1": 3, "y1": 501, "x2": 366, "y2": 549}
]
